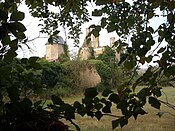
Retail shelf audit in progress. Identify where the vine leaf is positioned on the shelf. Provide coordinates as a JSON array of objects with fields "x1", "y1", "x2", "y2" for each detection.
[
  {"x1": 148, "y1": 97, "x2": 161, "y2": 109},
  {"x1": 108, "y1": 93, "x2": 120, "y2": 104},
  {"x1": 112, "y1": 119, "x2": 120, "y2": 129},
  {"x1": 84, "y1": 88, "x2": 98, "y2": 98},
  {"x1": 95, "y1": 111, "x2": 103, "y2": 120},
  {"x1": 51, "y1": 95, "x2": 64, "y2": 105},
  {"x1": 102, "y1": 89, "x2": 112, "y2": 97},
  {"x1": 10, "y1": 11, "x2": 25, "y2": 21}
]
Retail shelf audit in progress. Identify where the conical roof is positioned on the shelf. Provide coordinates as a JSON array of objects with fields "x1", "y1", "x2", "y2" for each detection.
[{"x1": 46, "y1": 36, "x2": 66, "y2": 45}]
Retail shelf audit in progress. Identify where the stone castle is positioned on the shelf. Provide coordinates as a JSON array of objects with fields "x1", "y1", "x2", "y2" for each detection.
[
  {"x1": 45, "y1": 36, "x2": 66, "y2": 62},
  {"x1": 45, "y1": 28, "x2": 121, "y2": 88},
  {"x1": 45, "y1": 28, "x2": 120, "y2": 62},
  {"x1": 78, "y1": 28, "x2": 120, "y2": 61}
]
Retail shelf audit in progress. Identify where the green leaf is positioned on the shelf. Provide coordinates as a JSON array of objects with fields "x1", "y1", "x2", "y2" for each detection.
[
  {"x1": 9, "y1": 22, "x2": 26, "y2": 32},
  {"x1": 117, "y1": 101, "x2": 128, "y2": 115},
  {"x1": 120, "y1": 118, "x2": 128, "y2": 128},
  {"x1": 21, "y1": 58, "x2": 28, "y2": 64},
  {"x1": 74, "y1": 101, "x2": 81, "y2": 108},
  {"x1": 96, "y1": 0, "x2": 110, "y2": 5},
  {"x1": 157, "y1": 47, "x2": 166, "y2": 53},
  {"x1": 92, "y1": 9, "x2": 102, "y2": 16},
  {"x1": 29, "y1": 57, "x2": 39, "y2": 64},
  {"x1": 15, "y1": 32, "x2": 26, "y2": 39},
  {"x1": 87, "y1": 111, "x2": 94, "y2": 117},
  {"x1": 51, "y1": 95, "x2": 64, "y2": 105},
  {"x1": 147, "y1": 39, "x2": 155, "y2": 46},
  {"x1": 33, "y1": 87, "x2": 44, "y2": 94},
  {"x1": 0, "y1": 9, "x2": 8, "y2": 20},
  {"x1": 112, "y1": 117, "x2": 128, "y2": 129},
  {"x1": 84, "y1": 88, "x2": 98, "y2": 98},
  {"x1": 100, "y1": 98, "x2": 106, "y2": 103},
  {"x1": 137, "y1": 88, "x2": 150, "y2": 100},
  {"x1": 20, "y1": 98, "x2": 32, "y2": 111},
  {"x1": 102, "y1": 101, "x2": 111, "y2": 113},
  {"x1": 118, "y1": 54, "x2": 128, "y2": 65},
  {"x1": 168, "y1": 2, "x2": 175, "y2": 10},
  {"x1": 108, "y1": 93, "x2": 120, "y2": 104},
  {"x1": 124, "y1": 59, "x2": 136, "y2": 70},
  {"x1": 147, "y1": 27, "x2": 154, "y2": 33},
  {"x1": 148, "y1": 10, "x2": 154, "y2": 19},
  {"x1": 101, "y1": 17, "x2": 107, "y2": 28},
  {"x1": 64, "y1": 104, "x2": 75, "y2": 119},
  {"x1": 31, "y1": 63, "x2": 42, "y2": 70},
  {"x1": 167, "y1": 12, "x2": 173, "y2": 23},
  {"x1": 112, "y1": 119, "x2": 120, "y2": 129},
  {"x1": 102, "y1": 89, "x2": 113, "y2": 97},
  {"x1": 76, "y1": 104, "x2": 86, "y2": 117},
  {"x1": 92, "y1": 29, "x2": 100, "y2": 37},
  {"x1": 146, "y1": 55, "x2": 153, "y2": 63},
  {"x1": 95, "y1": 103, "x2": 103, "y2": 110},
  {"x1": 34, "y1": 100, "x2": 42, "y2": 108},
  {"x1": 4, "y1": 50, "x2": 17, "y2": 62},
  {"x1": 9, "y1": 39, "x2": 18, "y2": 51},
  {"x1": 148, "y1": 97, "x2": 161, "y2": 109},
  {"x1": 95, "y1": 111, "x2": 103, "y2": 120},
  {"x1": 139, "y1": 56, "x2": 145, "y2": 65},
  {"x1": 7, "y1": 86, "x2": 20, "y2": 103},
  {"x1": 102, "y1": 105, "x2": 111, "y2": 113},
  {"x1": 10, "y1": 11, "x2": 25, "y2": 21},
  {"x1": 107, "y1": 24, "x2": 117, "y2": 33},
  {"x1": 48, "y1": 36, "x2": 53, "y2": 43},
  {"x1": 152, "y1": 87, "x2": 162, "y2": 97},
  {"x1": 135, "y1": 107, "x2": 147, "y2": 115},
  {"x1": 133, "y1": 113, "x2": 138, "y2": 120}
]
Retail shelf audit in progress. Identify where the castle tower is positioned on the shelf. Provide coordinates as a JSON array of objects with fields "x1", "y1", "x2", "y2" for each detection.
[
  {"x1": 110, "y1": 37, "x2": 115, "y2": 47},
  {"x1": 45, "y1": 36, "x2": 66, "y2": 62},
  {"x1": 91, "y1": 35, "x2": 99, "y2": 48},
  {"x1": 86, "y1": 28, "x2": 91, "y2": 36}
]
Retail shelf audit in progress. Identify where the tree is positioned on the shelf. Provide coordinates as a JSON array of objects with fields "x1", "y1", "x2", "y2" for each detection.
[
  {"x1": 97, "y1": 46, "x2": 116, "y2": 64},
  {"x1": 1, "y1": 0, "x2": 175, "y2": 130}
]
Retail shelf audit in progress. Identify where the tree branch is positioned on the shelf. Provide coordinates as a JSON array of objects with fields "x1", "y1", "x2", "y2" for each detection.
[
  {"x1": 102, "y1": 113, "x2": 123, "y2": 118},
  {"x1": 159, "y1": 99, "x2": 175, "y2": 110}
]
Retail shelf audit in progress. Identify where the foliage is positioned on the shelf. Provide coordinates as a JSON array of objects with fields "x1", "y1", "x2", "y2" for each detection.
[
  {"x1": 95, "y1": 46, "x2": 135, "y2": 91},
  {"x1": 95, "y1": 60, "x2": 113, "y2": 88},
  {"x1": 1, "y1": 0, "x2": 175, "y2": 130},
  {"x1": 39, "y1": 60, "x2": 78, "y2": 97},
  {"x1": 59, "y1": 54, "x2": 70, "y2": 63},
  {"x1": 88, "y1": 47, "x2": 95, "y2": 59},
  {"x1": 97, "y1": 46, "x2": 116, "y2": 65}
]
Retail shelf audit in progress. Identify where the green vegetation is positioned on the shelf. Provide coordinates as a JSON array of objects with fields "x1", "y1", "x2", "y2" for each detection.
[{"x1": 0, "y1": 0, "x2": 175, "y2": 131}]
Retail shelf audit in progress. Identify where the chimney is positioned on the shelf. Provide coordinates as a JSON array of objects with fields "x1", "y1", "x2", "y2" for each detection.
[{"x1": 110, "y1": 37, "x2": 115, "y2": 47}]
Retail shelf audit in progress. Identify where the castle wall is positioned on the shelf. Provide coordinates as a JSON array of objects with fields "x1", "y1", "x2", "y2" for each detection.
[
  {"x1": 110, "y1": 37, "x2": 115, "y2": 47},
  {"x1": 91, "y1": 35, "x2": 99, "y2": 48},
  {"x1": 46, "y1": 44, "x2": 65, "y2": 62},
  {"x1": 79, "y1": 47, "x2": 92, "y2": 60},
  {"x1": 94, "y1": 47, "x2": 104, "y2": 57}
]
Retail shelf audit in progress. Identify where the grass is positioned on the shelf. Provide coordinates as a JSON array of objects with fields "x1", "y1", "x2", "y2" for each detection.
[{"x1": 50, "y1": 87, "x2": 175, "y2": 131}]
